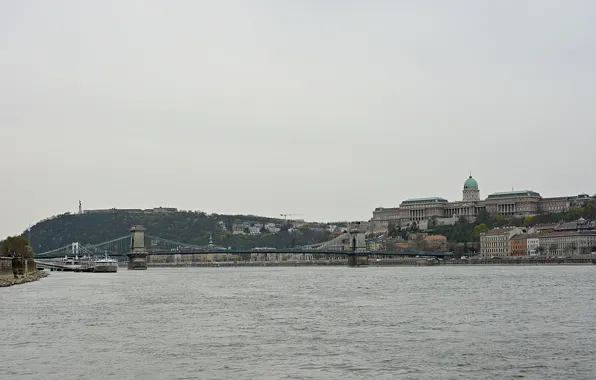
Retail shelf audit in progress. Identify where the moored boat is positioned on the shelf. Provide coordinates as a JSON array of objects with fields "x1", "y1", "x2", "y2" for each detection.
[
  {"x1": 59, "y1": 255, "x2": 93, "y2": 272},
  {"x1": 91, "y1": 255, "x2": 119, "y2": 273}
]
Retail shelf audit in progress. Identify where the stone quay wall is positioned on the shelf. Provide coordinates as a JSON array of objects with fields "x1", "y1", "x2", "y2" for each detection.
[
  {"x1": 0, "y1": 257, "x2": 38, "y2": 277},
  {"x1": 1, "y1": 257, "x2": 46, "y2": 288}
]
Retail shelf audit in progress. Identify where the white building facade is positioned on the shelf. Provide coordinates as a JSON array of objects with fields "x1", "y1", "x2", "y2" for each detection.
[
  {"x1": 526, "y1": 236, "x2": 540, "y2": 256},
  {"x1": 539, "y1": 231, "x2": 596, "y2": 256},
  {"x1": 479, "y1": 227, "x2": 527, "y2": 257}
]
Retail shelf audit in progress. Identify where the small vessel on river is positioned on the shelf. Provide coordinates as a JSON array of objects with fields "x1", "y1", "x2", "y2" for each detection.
[
  {"x1": 58, "y1": 255, "x2": 93, "y2": 272},
  {"x1": 91, "y1": 255, "x2": 119, "y2": 273}
]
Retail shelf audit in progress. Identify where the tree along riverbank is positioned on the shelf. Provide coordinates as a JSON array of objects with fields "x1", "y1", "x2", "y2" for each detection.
[{"x1": 0, "y1": 271, "x2": 49, "y2": 288}]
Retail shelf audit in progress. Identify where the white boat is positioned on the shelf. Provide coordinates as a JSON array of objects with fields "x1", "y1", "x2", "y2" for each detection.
[
  {"x1": 59, "y1": 255, "x2": 93, "y2": 271},
  {"x1": 91, "y1": 255, "x2": 118, "y2": 273}
]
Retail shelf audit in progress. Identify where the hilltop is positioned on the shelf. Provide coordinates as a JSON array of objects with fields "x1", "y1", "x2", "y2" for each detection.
[{"x1": 21, "y1": 209, "x2": 346, "y2": 253}]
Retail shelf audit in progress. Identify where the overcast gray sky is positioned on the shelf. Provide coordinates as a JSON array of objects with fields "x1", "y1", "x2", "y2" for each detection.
[{"x1": 1, "y1": 0, "x2": 595, "y2": 237}]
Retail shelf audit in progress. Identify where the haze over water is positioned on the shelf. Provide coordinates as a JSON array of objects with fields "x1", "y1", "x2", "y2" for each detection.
[{"x1": 2, "y1": 266, "x2": 596, "y2": 379}]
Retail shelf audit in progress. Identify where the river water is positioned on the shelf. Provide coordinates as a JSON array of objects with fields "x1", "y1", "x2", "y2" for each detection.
[{"x1": 1, "y1": 266, "x2": 595, "y2": 379}]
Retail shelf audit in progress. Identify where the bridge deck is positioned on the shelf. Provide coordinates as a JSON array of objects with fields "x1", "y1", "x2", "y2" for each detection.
[{"x1": 94, "y1": 250, "x2": 451, "y2": 257}]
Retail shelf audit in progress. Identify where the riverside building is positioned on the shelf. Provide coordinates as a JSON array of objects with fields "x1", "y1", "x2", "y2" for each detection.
[
  {"x1": 372, "y1": 175, "x2": 592, "y2": 229},
  {"x1": 479, "y1": 218, "x2": 596, "y2": 257}
]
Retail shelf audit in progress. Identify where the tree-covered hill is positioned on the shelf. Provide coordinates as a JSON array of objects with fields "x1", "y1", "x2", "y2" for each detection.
[{"x1": 20, "y1": 210, "x2": 335, "y2": 253}]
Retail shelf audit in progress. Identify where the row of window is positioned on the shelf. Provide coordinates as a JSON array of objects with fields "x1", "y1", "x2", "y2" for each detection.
[
  {"x1": 481, "y1": 249, "x2": 506, "y2": 253},
  {"x1": 482, "y1": 236, "x2": 507, "y2": 241},
  {"x1": 482, "y1": 243, "x2": 508, "y2": 248}
]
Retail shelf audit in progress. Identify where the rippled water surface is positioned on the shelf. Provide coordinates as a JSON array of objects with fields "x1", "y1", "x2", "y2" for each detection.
[{"x1": 2, "y1": 266, "x2": 596, "y2": 379}]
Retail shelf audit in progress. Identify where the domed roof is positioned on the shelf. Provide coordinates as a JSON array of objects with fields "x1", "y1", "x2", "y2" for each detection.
[{"x1": 464, "y1": 175, "x2": 479, "y2": 190}]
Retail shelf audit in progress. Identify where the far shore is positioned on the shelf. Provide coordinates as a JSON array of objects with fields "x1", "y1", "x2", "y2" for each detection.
[{"x1": 144, "y1": 257, "x2": 596, "y2": 268}]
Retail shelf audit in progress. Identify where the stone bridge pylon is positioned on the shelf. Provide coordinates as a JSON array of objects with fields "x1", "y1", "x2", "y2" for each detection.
[
  {"x1": 347, "y1": 221, "x2": 368, "y2": 267},
  {"x1": 128, "y1": 225, "x2": 148, "y2": 270}
]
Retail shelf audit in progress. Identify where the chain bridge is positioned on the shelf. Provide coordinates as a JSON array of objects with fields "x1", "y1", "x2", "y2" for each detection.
[{"x1": 35, "y1": 224, "x2": 452, "y2": 269}]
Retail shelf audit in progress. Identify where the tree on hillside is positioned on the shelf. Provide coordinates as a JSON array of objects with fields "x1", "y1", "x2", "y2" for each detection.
[
  {"x1": 429, "y1": 217, "x2": 438, "y2": 228},
  {"x1": 410, "y1": 221, "x2": 419, "y2": 232},
  {"x1": 475, "y1": 209, "x2": 492, "y2": 225},
  {"x1": 584, "y1": 200, "x2": 595, "y2": 219},
  {"x1": 20, "y1": 210, "x2": 333, "y2": 253},
  {"x1": 495, "y1": 213, "x2": 506, "y2": 226},
  {"x1": 523, "y1": 216, "x2": 534, "y2": 227},
  {"x1": 387, "y1": 222, "x2": 398, "y2": 237},
  {"x1": 1, "y1": 236, "x2": 33, "y2": 258},
  {"x1": 399, "y1": 227, "x2": 409, "y2": 240},
  {"x1": 565, "y1": 206, "x2": 584, "y2": 221},
  {"x1": 24, "y1": 246, "x2": 34, "y2": 259},
  {"x1": 474, "y1": 223, "x2": 489, "y2": 238},
  {"x1": 409, "y1": 234, "x2": 425, "y2": 250}
]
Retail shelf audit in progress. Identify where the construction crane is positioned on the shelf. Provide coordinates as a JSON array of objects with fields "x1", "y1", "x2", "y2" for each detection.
[{"x1": 280, "y1": 213, "x2": 302, "y2": 224}]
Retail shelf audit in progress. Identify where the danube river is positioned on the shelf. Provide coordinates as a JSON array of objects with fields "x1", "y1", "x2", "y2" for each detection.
[{"x1": 1, "y1": 266, "x2": 595, "y2": 379}]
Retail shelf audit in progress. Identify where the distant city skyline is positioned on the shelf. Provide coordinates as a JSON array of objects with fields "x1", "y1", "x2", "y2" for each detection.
[
  {"x1": 8, "y1": 173, "x2": 595, "y2": 237},
  {"x1": 2, "y1": 0, "x2": 596, "y2": 237}
]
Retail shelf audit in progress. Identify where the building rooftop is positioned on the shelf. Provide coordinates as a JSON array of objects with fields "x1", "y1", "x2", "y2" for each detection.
[
  {"x1": 424, "y1": 235, "x2": 447, "y2": 240},
  {"x1": 524, "y1": 233, "x2": 542, "y2": 239},
  {"x1": 543, "y1": 230, "x2": 596, "y2": 238},
  {"x1": 483, "y1": 227, "x2": 525, "y2": 235},
  {"x1": 463, "y1": 176, "x2": 479, "y2": 190},
  {"x1": 554, "y1": 218, "x2": 595, "y2": 231},
  {"x1": 402, "y1": 197, "x2": 448, "y2": 205},
  {"x1": 535, "y1": 223, "x2": 559, "y2": 228},
  {"x1": 374, "y1": 206, "x2": 399, "y2": 212},
  {"x1": 487, "y1": 190, "x2": 541, "y2": 199}
]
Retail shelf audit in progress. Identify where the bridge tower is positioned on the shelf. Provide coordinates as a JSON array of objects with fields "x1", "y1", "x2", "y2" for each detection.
[
  {"x1": 128, "y1": 225, "x2": 148, "y2": 270},
  {"x1": 347, "y1": 221, "x2": 368, "y2": 267}
]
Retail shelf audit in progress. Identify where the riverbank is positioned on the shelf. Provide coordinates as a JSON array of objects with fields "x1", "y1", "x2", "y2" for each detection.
[
  {"x1": 147, "y1": 257, "x2": 596, "y2": 268},
  {"x1": 0, "y1": 271, "x2": 49, "y2": 288}
]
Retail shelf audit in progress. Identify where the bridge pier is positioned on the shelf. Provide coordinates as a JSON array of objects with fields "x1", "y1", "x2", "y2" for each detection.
[
  {"x1": 347, "y1": 254, "x2": 369, "y2": 267},
  {"x1": 127, "y1": 225, "x2": 148, "y2": 270},
  {"x1": 347, "y1": 222, "x2": 368, "y2": 267}
]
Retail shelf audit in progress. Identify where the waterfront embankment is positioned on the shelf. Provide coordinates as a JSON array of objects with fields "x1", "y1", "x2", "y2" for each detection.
[
  {"x1": 147, "y1": 256, "x2": 596, "y2": 268},
  {"x1": 0, "y1": 270, "x2": 49, "y2": 287}
]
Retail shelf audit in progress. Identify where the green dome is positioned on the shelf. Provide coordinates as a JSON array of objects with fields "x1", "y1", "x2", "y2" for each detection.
[{"x1": 464, "y1": 176, "x2": 478, "y2": 190}]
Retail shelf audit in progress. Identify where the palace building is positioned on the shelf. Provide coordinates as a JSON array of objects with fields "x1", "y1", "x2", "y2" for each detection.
[{"x1": 372, "y1": 175, "x2": 592, "y2": 230}]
